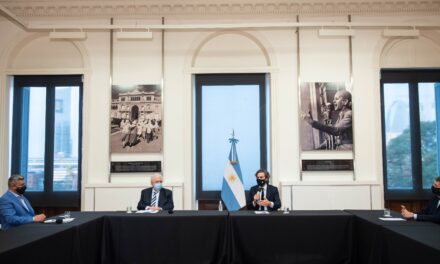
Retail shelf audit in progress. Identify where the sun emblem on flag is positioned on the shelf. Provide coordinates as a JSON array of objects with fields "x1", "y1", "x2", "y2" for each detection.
[
  {"x1": 230, "y1": 160, "x2": 237, "y2": 165},
  {"x1": 228, "y1": 174, "x2": 237, "y2": 182}
]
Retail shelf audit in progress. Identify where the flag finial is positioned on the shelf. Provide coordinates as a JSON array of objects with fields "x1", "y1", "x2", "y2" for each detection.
[{"x1": 229, "y1": 130, "x2": 238, "y2": 164}]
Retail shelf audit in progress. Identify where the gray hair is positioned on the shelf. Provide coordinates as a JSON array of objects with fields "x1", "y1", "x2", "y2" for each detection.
[
  {"x1": 150, "y1": 173, "x2": 163, "y2": 183},
  {"x1": 8, "y1": 174, "x2": 25, "y2": 188}
]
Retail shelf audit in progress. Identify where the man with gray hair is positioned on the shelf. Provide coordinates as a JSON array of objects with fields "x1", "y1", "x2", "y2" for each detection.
[
  {"x1": 0, "y1": 175, "x2": 46, "y2": 230},
  {"x1": 137, "y1": 174, "x2": 174, "y2": 211}
]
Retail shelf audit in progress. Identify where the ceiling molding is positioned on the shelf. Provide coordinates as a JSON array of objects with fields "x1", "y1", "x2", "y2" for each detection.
[{"x1": 0, "y1": 0, "x2": 439, "y2": 19}]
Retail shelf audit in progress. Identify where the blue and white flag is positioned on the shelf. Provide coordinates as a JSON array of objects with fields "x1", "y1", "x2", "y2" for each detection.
[{"x1": 221, "y1": 132, "x2": 246, "y2": 211}]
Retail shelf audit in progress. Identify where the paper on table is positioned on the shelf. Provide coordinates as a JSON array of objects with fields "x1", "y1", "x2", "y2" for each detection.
[
  {"x1": 378, "y1": 217, "x2": 406, "y2": 221},
  {"x1": 254, "y1": 211, "x2": 270, "y2": 214},
  {"x1": 43, "y1": 218, "x2": 75, "y2": 224},
  {"x1": 135, "y1": 209, "x2": 159, "y2": 214}
]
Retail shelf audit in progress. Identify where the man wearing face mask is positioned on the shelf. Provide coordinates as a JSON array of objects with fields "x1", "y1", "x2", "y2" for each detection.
[
  {"x1": 0, "y1": 175, "x2": 46, "y2": 230},
  {"x1": 401, "y1": 176, "x2": 440, "y2": 223},
  {"x1": 137, "y1": 174, "x2": 174, "y2": 211},
  {"x1": 246, "y1": 169, "x2": 281, "y2": 211}
]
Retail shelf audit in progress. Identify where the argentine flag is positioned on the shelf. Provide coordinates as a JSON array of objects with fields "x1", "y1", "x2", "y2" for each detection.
[{"x1": 221, "y1": 133, "x2": 246, "y2": 211}]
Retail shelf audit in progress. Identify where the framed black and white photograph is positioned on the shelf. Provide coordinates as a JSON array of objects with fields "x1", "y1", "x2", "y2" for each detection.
[
  {"x1": 110, "y1": 84, "x2": 162, "y2": 153},
  {"x1": 299, "y1": 82, "x2": 353, "y2": 151}
]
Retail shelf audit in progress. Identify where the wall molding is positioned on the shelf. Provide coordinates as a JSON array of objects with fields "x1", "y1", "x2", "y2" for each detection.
[{"x1": 0, "y1": 0, "x2": 439, "y2": 19}]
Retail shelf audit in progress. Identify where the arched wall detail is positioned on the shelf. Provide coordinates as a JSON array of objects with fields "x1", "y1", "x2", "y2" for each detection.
[
  {"x1": 0, "y1": 32, "x2": 91, "y2": 72},
  {"x1": 188, "y1": 30, "x2": 276, "y2": 69},
  {"x1": 378, "y1": 33, "x2": 440, "y2": 68}
]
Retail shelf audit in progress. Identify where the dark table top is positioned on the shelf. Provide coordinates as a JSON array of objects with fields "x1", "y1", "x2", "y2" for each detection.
[
  {"x1": 344, "y1": 209, "x2": 434, "y2": 226},
  {"x1": 0, "y1": 211, "x2": 106, "y2": 254},
  {"x1": 1, "y1": 210, "x2": 440, "y2": 264}
]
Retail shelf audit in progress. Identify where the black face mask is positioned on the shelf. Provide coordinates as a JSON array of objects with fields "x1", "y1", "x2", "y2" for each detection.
[
  {"x1": 16, "y1": 185, "x2": 27, "y2": 195},
  {"x1": 256, "y1": 179, "x2": 266, "y2": 187},
  {"x1": 431, "y1": 185, "x2": 440, "y2": 196}
]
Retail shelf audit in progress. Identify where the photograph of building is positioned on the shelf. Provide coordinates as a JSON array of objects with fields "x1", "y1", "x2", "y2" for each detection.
[{"x1": 111, "y1": 84, "x2": 162, "y2": 153}]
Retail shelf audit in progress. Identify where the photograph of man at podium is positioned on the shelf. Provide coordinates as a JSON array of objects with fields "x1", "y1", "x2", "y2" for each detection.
[
  {"x1": 137, "y1": 174, "x2": 174, "y2": 211},
  {"x1": 0, "y1": 175, "x2": 46, "y2": 230},
  {"x1": 246, "y1": 169, "x2": 281, "y2": 211}
]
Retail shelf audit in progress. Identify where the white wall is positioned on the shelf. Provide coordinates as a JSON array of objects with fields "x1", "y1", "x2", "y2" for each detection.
[{"x1": 1, "y1": 12, "x2": 440, "y2": 211}]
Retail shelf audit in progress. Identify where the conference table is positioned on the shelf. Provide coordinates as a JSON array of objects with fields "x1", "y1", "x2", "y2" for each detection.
[
  {"x1": 347, "y1": 210, "x2": 440, "y2": 264},
  {"x1": 229, "y1": 211, "x2": 353, "y2": 264},
  {"x1": 1, "y1": 210, "x2": 439, "y2": 264},
  {"x1": 0, "y1": 212, "x2": 106, "y2": 263}
]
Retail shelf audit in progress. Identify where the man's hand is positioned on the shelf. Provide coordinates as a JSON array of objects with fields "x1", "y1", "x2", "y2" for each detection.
[
  {"x1": 34, "y1": 214, "x2": 46, "y2": 222},
  {"x1": 401, "y1": 205, "x2": 414, "y2": 219},
  {"x1": 301, "y1": 112, "x2": 313, "y2": 125},
  {"x1": 253, "y1": 193, "x2": 261, "y2": 202},
  {"x1": 257, "y1": 199, "x2": 271, "y2": 207},
  {"x1": 148, "y1": 206, "x2": 162, "y2": 211}
]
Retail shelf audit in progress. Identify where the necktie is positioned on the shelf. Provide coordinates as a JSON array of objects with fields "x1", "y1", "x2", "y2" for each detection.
[
  {"x1": 259, "y1": 189, "x2": 264, "y2": 211},
  {"x1": 151, "y1": 191, "x2": 158, "y2": 207},
  {"x1": 20, "y1": 197, "x2": 29, "y2": 212}
]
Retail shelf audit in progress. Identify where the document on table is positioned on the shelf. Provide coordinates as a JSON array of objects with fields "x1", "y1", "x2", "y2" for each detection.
[
  {"x1": 44, "y1": 218, "x2": 75, "y2": 224},
  {"x1": 378, "y1": 217, "x2": 406, "y2": 221},
  {"x1": 136, "y1": 209, "x2": 159, "y2": 214},
  {"x1": 254, "y1": 211, "x2": 270, "y2": 214}
]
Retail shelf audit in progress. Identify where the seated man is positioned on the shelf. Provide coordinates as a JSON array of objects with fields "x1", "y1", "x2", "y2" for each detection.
[
  {"x1": 401, "y1": 176, "x2": 440, "y2": 223},
  {"x1": 0, "y1": 175, "x2": 46, "y2": 230},
  {"x1": 137, "y1": 174, "x2": 174, "y2": 211},
  {"x1": 246, "y1": 169, "x2": 281, "y2": 211}
]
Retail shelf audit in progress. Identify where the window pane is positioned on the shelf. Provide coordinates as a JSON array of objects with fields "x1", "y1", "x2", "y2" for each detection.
[
  {"x1": 202, "y1": 85, "x2": 261, "y2": 191},
  {"x1": 419, "y1": 82, "x2": 440, "y2": 189},
  {"x1": 383, "y1": 83, "x2": 412, "y2": 190},
  {"x1": 53, "y1": 86, "x2": 80, "y2": 191},
  {"x1": 23, "y1": 87, "x2": 46, "y2": 192}
]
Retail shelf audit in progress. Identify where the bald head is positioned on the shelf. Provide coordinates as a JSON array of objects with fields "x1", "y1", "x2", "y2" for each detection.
[
  {"x1": 333, "y1": 90, "x2": 352, "y2": 111},
  {"x1": 336, "y1": 90, "x2": 352, "y2": 101}
]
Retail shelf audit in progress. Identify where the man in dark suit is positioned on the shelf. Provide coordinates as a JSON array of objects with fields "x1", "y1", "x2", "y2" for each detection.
[
  {"x1": 137, "y1": 174, "x2": 174, "y2": 211},
  {"x1": 246, "y1": 169, "x2": 281, "y2": 211},
  {"x1": 0, "y1": 175, "x2": 46, "y2": 230},
  {"x1": 401, "y1": 176, "x2": 440, "y2": 223}
]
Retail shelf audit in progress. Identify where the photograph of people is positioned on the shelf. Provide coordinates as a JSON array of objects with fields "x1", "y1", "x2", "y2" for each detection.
[
  {"x1": 246, "y1": 169, "x2": 281, "y2": 211},
  {"x1": 110, "y1": 84, "x2": 163, "y2": 153},
  {"x1": 300, "y1": 82, "x2": 353, "y2": 151}
]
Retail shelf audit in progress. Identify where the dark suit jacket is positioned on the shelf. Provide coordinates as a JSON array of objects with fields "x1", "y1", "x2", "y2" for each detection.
[
  {"x1": 416, "y1": 196, "x2": 440, "y2": 223},
  {"x1": 246, "y1": 185, "x2": 281, "y2": 211},
  {"x1": 0, "y1": 191, "x2": 35, "y2": 230},
  {"x1": 137, "y1": 187, "x2": 174, "y2": 211}
]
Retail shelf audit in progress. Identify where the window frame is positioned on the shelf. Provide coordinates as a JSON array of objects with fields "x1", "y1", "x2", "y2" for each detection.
[
  {"x1": 381, "y1": 69, "x2": 440, "y2": 200},
  {"x1": 195, "y1": 73, "x2": 268, "y2": 200},
  {"x1": 11, "y1": 75, "x2": 83, "y2": 207}
]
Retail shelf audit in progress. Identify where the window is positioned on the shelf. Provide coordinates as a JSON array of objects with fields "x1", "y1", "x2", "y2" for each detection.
[
  {"x1": 195, "y1": 74, "x2": 269, "y2": 200},
  {"x1": 381, "y1": 69, "x2": 440, "y2": 200},
  {"x1": 11, "y1": 75, "x2": 83, "y2": 207}
]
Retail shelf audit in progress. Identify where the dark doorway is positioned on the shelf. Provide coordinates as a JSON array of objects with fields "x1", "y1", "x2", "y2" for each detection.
[{"x1": 131, "y1": 105, "x2": 139, "y2": 120}]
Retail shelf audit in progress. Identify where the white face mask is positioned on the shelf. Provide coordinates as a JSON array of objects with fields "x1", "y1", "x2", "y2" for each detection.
[{"x1": 153, "y1": 183, "x2": 162, "y2": 191}]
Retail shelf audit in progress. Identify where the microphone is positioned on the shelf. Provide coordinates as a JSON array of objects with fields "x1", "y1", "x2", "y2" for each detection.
[
  {"x1": 55, "y1": 217, "x2": 63, "y2": 224},
  {"x1": 168, "y1": 209, "x2": 174, "y2": 214}
]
